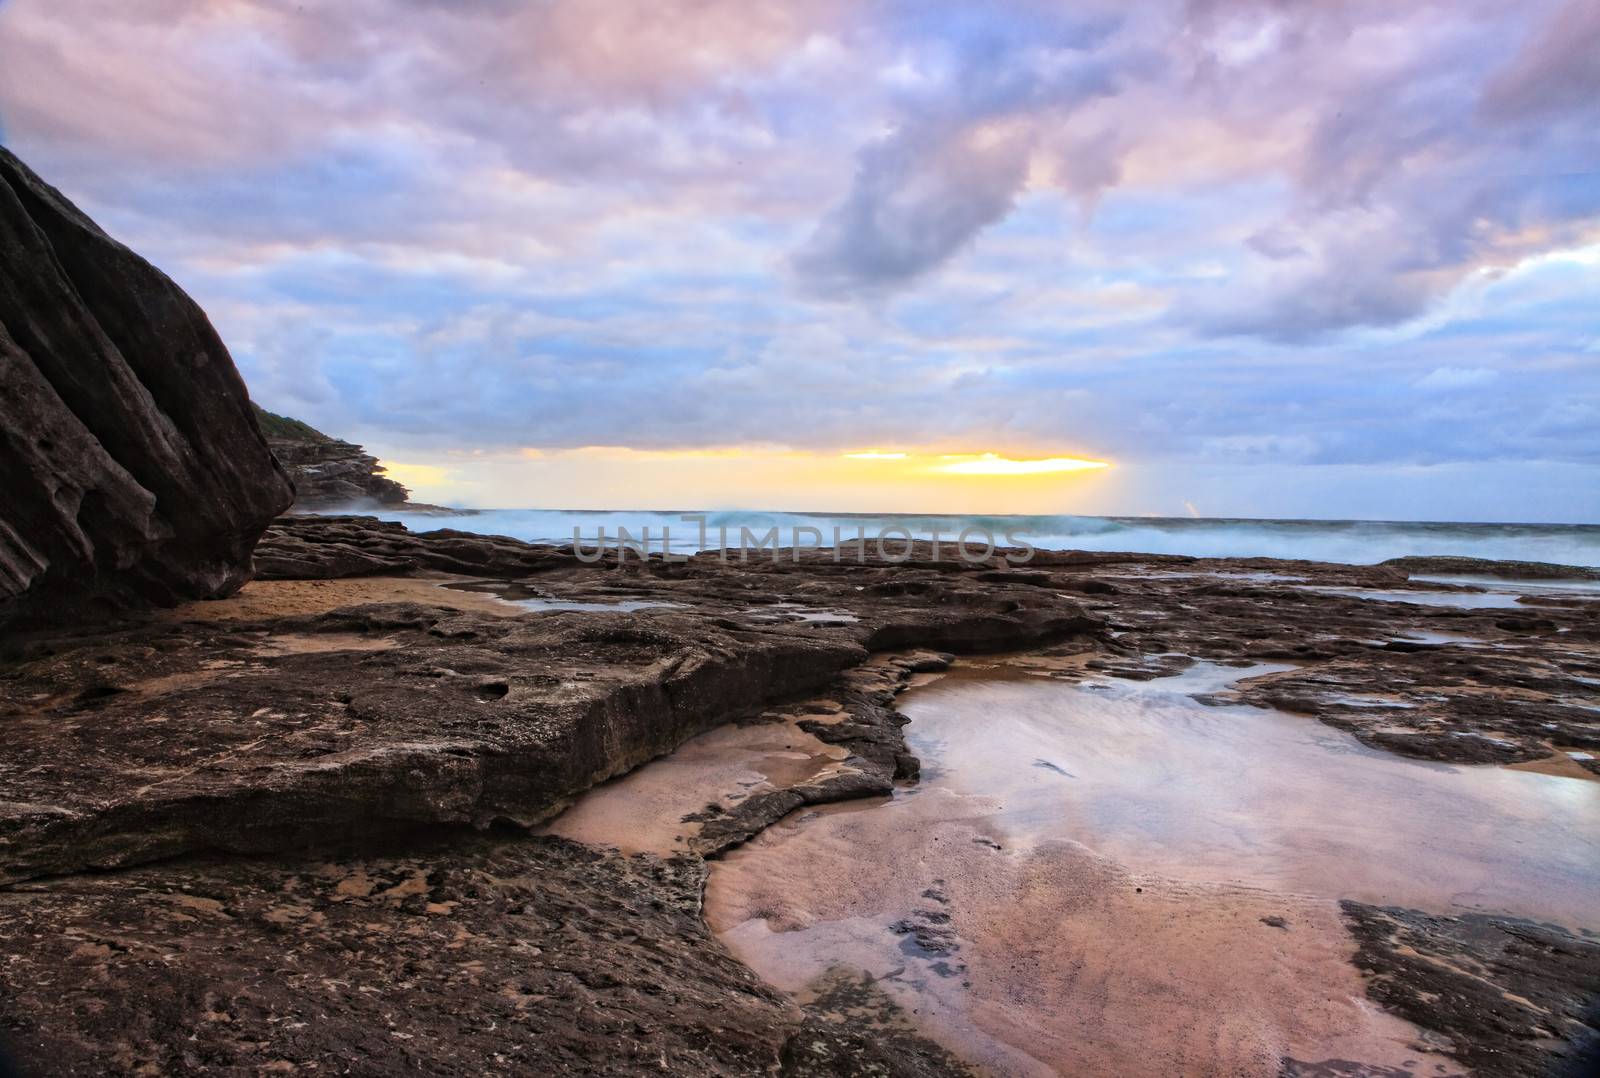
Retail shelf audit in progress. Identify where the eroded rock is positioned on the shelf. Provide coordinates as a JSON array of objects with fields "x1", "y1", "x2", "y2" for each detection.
[
  {"x1": 2, "y1": 518, "x2": 1597, "y2": 1075},
  {"x1": 0, "y1": 604, "x2": 866, "y2": 884},
  {"x1": 253, "y1": 405, "x2": 411, "y2": 510},
  {"x1": 253, "y1": 515, "x2": 570, "y2": 579},
  {"x1": 1342, "y1": 900, "x2": 1600, "y2": 1078},
  {"x1": 0, "y1": 836, "x2": 799, "y2": 1076},
  {"x1": 0, "y1": 147, "x2": 292, "y2": 627}
]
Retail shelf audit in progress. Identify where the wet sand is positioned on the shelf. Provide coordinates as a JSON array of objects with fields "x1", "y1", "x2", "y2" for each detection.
[
  {"x1": 710, "y1": 809, "x2": 1436, "y2": 1075},
  {"x1": 542, "y1": 717, "x2": 852, "y2": 855},
  {"x1": 701, "y1": 665, "x2": 1599, "y2": 1075},
  {"x1": 1507, "y1": 749, "x2": 1600, "y2": 782}
]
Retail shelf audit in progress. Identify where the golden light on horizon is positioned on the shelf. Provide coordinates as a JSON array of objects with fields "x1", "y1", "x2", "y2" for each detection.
[
  {"x1": 379, "y1": 459, "x2": 453, "y2": 488},
  {"x1": 935, "y1": 453, "x2": 1111, "y2": 476},
  {"x1": 375, "y1": 444, "x2": 1115, "y2": 514},
  {"x1": 840, "y1": 450, "x2": 1111, "y2": 476}
]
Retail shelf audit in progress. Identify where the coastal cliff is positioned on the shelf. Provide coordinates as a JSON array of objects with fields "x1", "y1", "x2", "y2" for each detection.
[
  {"x1": 253, "y1": 404, "x2": 411, "y2": 510},
  {"x1": 0, "y1": 147, "x2": 292, "y2": 627}
]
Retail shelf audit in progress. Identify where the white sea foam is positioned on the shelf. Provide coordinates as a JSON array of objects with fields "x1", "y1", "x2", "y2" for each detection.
[{"x1": 356, "y1": 508, "x2": 1600, "y2": 568}]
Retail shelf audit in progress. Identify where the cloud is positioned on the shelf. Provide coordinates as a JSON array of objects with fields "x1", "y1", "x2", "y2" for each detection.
[
  {"x1": 791, "y1": 120, "x2": 1034, "y2": 297},
  {"x1": 1479, "y1": 0, "x2": 1600, "y2": 123},
  {"x1": 789, "y1": 11, "x2": 1134, "y2": 297},
  {"x1": 1154, "y1": 0, "x2": 1600, "y2": 340},
  {"x1": 1, "y1": 0, "x2": 1596, "y2": 521},
  {"x1": 1199, "y1": 434, "x2": 1319, "y2": 462},
  {"x1": 1414, "y1": 366, "x2": 1499, "y2": 390}
]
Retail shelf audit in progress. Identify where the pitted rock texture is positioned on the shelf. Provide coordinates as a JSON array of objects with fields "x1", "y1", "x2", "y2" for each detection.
[
  {"x1": 0, "y1": 147, "x2": 292, "y2": 628},
  {"x1": 2, "y1": 517, "x2": 1598, "y2": 1075},
  {"x1": 0, "y1": 836, "x2": 801, "y2": 1076},
  {"x1": 0, "y1": 603, "x2": 867, "y2": 884},
  {"x1": 1342, "y1": 901, "x2": 1600, "y2": 1078},
  {"x1": 0, "y1": 834, "x2": 974, "y2": 1077},
  {"x1": 253, "y1": 514, "x2": 572, "y2": 579}
]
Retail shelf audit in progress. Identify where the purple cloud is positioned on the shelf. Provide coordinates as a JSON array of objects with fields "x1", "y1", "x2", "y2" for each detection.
[{"x1": 0, "y1": 0, "x2": 1595, "y2": 520}]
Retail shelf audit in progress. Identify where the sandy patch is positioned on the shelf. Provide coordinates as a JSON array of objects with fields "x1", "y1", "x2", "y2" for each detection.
[
  {"x1": 543, "y1": 717, "x2": 850, "y2": 855},
  {"x1": 252, "y1": 633, "x2": 400, "y2": 656},
  {"x1": 1507, "y1": 750, "x2": 1600, "y2": 782},
  {"x1": 166, "y1": 573, "x2": 523, "y2": 621}
]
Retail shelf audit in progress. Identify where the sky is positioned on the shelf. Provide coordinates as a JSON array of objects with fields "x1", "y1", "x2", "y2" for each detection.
[{"x1": 1, "y1": 0, "x2": 1597, "y2": 520}]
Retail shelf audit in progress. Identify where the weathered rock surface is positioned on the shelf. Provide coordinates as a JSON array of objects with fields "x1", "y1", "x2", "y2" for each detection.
[
  {"x1": 2, "y1": 515, "x2": 1598, "y2": 1074},
  {"x1": 0, "y1": 546, "x2": 1083, "y2": 1073},
  {"x1": 253, "y1": 405, "x2": 411, "y2": 510},
  {"x1": 1342, "y1": 901, "x2": 1600, "y2": 1078},
  {"x1": 253, "y1": 514, "x2": 570, "y2": 579},
  {"x1": 0, "y1": 836, "x2": 803, "y2": 1076},
  {"x1": 1050, "y1": 557, "x2": 1600, "y2": 769},
  {"x1": 1380, "y1": 554, "x2": 1600, "y2": 581},
  {"x1": 0, "y1": 147, "x2": 292, "y2": 628},
  {"x1": 0, "y1": 540, "x2": 1102, "y2": 885},
  {"x1": 0, "y1": 832, "x2": 974, "y2": 1077},
  {"x1": 0, "y1": 603, "x2": 868, "y2": 884}
]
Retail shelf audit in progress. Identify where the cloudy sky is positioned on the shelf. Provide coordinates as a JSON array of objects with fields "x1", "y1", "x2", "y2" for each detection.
[{"x1": 2, "y1": 0, "x2": 1597, "y2": 519}]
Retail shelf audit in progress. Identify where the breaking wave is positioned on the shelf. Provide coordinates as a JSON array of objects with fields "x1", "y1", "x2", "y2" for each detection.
[{"x1": 363, "y1": 509, "x2": 1600, "y2": 568}]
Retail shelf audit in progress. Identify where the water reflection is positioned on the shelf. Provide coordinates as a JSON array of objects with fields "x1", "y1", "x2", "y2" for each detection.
[{"x1": 708, "y1": 664, "x2": 1599, "y2": 1076}]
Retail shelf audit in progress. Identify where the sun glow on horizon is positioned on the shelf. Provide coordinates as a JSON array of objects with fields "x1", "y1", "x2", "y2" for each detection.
[
  {"x1": 378, "y1": 460, "x2": 453, "y2": 488},
  {"x1": 933, "y1": 453, "x2": 1111, "y2": 476},
  {"x1": 373, "y1": 444, "x2": 1114, "y2": 514},
  {"x1": 839, "y1": 450, "x2": 1111, "y2": 475}
]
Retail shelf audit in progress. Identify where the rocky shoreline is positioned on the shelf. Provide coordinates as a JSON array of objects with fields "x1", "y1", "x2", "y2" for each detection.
[
  {"x1": 1, "y1": 515, "x2": 1598, "y2": 1075},
  {"x1": 2, "y1": 146, "x2": 1597, "y2": 1076}
]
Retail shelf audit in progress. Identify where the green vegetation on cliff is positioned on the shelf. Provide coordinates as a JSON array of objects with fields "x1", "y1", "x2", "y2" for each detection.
[{"x1": 251, "y1": 403, "x2": 331, "y2": 443}]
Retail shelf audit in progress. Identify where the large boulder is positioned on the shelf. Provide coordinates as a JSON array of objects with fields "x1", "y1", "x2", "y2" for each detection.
[{"x1": 0, "y1": 146, "x2": 293, "y2": 626}]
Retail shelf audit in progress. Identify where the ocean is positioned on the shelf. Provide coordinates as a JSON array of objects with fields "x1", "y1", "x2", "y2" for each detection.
[{"x1": 367, "y1": 509, "x2": 1600, "y2": 568}]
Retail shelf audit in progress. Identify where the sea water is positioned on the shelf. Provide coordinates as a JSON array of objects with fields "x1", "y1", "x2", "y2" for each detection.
[{"x1": 362, "y1": 508, "x2": 1600, "y2": 567}]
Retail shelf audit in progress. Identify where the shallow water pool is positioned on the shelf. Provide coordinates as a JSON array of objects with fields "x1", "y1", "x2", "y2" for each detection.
[{"x1": 707, "y1": 665, "x2": 1600, "y2": 1076}]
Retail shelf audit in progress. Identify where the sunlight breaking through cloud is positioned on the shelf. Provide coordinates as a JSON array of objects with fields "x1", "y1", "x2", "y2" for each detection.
[
  {"x1": 2, "y1": 0, "x2": 1594, "y2": 518},
  {"x1": 935, "y1": 454, "x2": 1111, "y2": 477}
]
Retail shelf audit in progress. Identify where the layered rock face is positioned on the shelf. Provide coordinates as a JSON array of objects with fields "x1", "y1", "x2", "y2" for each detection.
[
  {"x1": 254, "y1": 405, "x2": 410, "y2": 509},
  {"x1": 0, "y1": 147, "x2": 293, "y2": 626}
]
